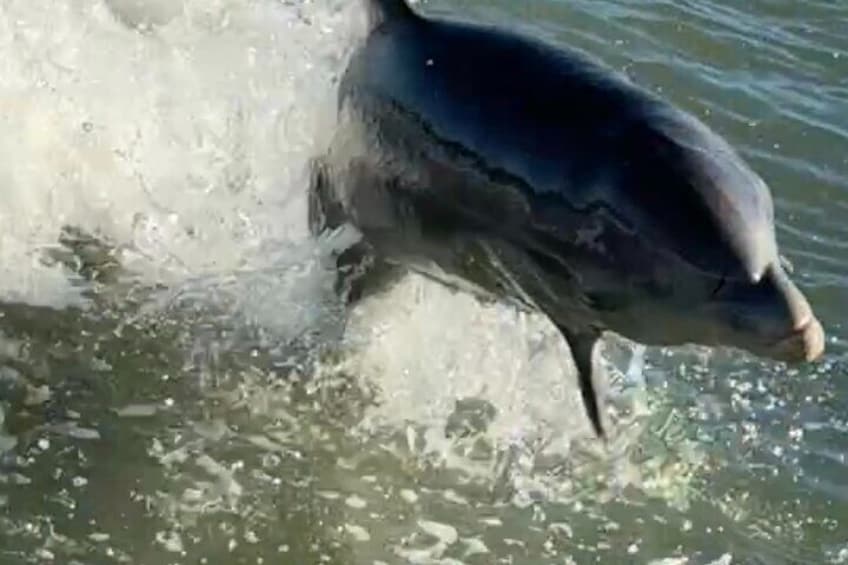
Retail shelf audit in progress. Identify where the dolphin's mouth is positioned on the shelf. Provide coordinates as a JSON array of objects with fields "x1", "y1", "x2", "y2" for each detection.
[{"x1": 769, "y1": 315, "x2": 826, "y2": 363}]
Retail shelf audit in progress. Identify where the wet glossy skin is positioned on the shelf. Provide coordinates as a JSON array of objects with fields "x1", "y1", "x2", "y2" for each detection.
[{"x1": 311, "y1": 0, "x2": 825, "y2": 436}]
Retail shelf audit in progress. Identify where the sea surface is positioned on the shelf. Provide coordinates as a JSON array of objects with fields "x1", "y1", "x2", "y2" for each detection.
[{"x1": 0, "y1": 0, "x2": 846, "y2": 563}]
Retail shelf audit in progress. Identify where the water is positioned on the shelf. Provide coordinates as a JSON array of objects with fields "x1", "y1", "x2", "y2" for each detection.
[{"x1": 0, "y1": 0, "x2": 846, "y2": 563}]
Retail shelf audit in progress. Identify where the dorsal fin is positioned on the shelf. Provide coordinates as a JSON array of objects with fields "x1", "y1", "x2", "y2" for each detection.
[{"x1": 365, "y1": 0, "x2": 416, "y2": 27}]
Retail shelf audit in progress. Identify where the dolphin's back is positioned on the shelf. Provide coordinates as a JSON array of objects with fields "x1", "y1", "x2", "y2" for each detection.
[{"x1": 340, "y1": 10, "x2": 777, "y2": 284}]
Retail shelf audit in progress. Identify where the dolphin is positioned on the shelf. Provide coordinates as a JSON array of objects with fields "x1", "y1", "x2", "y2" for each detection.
[{"x1": 308, "y1": 0, "x2": 826, "y2": 437}]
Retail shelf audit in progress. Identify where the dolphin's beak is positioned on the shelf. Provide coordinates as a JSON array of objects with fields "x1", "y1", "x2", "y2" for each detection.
[
  {"x1": 761, "y1": 265, "x2": 826, "y2": 363},
  {"x1": 771, "y1": 314, "x2": 825, "y2": 363},
  {"x1": 714, "y1": 263, "x2": 826, "y2": 364}
]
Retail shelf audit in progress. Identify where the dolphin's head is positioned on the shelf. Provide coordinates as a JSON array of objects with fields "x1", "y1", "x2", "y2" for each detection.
[
  {"x1": 701, "y1": 261, "x2": 825, "y2": 362},
  {"x1": 599, "y1": 250, "x2": 826, "y2": 364},
  {"x1": 594, "y1": 103, "x2": 825, "y2": 364}
]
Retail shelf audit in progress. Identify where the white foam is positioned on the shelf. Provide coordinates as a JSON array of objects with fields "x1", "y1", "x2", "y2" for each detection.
[
  {"x1": 0, "y1": 0, "x2": 363, "y2": 309},
  {"x1": 344, "y1": 274, "x2": 597, "y2": 445}
]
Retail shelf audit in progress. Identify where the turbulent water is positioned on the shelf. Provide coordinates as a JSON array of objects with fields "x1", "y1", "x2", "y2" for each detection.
[{"x1": 0, "y1": 0, "x2": 846, "y2": 563}]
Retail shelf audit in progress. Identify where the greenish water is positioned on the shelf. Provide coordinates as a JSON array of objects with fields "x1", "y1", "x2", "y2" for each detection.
[{"x1": 0, "y1": 1, "x2": 846, "y2": 564}]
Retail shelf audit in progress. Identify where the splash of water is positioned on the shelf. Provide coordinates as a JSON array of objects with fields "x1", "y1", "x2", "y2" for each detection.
[{"x1": 0, "y1": 0, "x2": 362, "y2": 311}]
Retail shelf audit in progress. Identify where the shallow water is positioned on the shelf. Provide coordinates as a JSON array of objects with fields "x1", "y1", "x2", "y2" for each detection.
[{"x1": 0, "y1": 0, "x2": 846, "y2": 564}]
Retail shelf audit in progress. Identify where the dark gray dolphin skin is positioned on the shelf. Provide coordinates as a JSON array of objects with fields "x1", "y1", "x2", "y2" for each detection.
[{"x1": 308, "y1": 0, "x2": 826, "y2": 438}]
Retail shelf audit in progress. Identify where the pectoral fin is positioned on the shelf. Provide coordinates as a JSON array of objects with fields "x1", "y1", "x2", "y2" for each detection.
[{"x1": 557, "y1": 326, "x2": 608, "y2": 439}]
